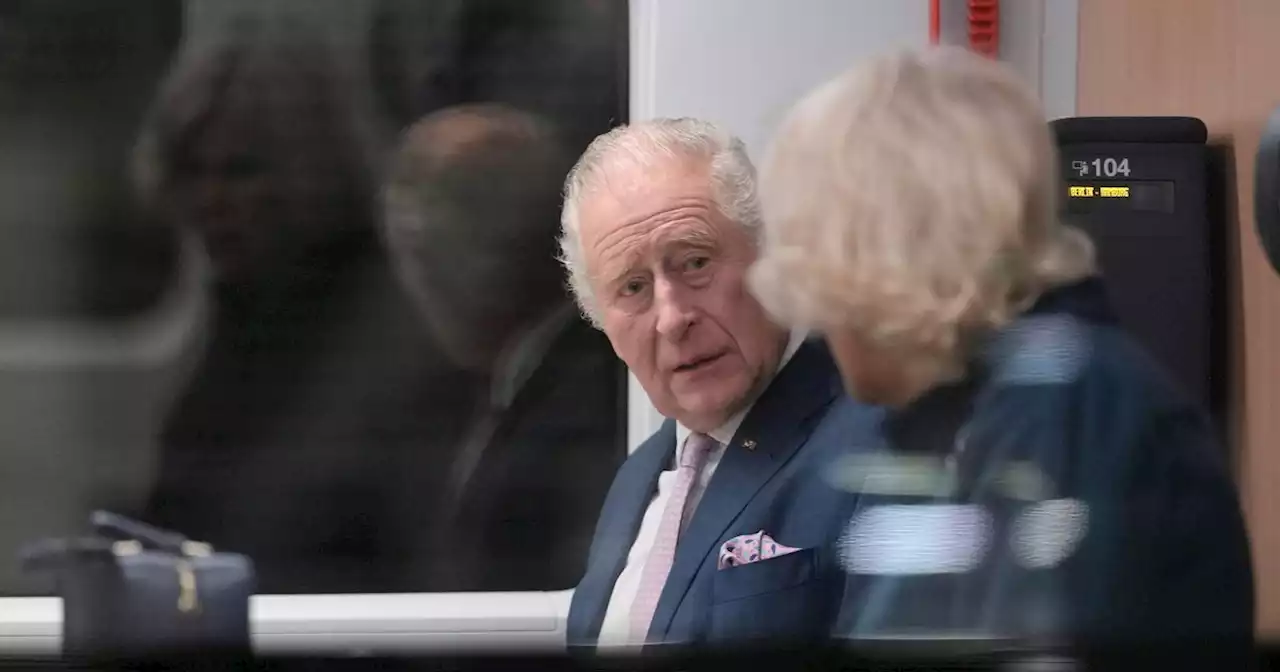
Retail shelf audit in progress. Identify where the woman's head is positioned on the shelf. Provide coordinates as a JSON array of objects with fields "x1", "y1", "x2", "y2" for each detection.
[
  {"x1": 131, "y1": 18, "x2": 378, "y2": 286},
  {"x1": 749, "y1": 46, "x2": 1096, "y2": 406}
]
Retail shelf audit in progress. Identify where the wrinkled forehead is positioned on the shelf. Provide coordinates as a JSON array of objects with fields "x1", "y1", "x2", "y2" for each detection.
[{"x1": 577, "y1": 154, "x2": 714, "y2": 246}]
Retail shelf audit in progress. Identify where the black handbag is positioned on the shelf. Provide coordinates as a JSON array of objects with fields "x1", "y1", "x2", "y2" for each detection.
[{"x1": 20, "y1": 511, "x2": 255, "y2": 660}]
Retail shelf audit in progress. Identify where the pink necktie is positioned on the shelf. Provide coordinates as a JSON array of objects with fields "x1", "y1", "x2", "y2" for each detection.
[{"x1": 629, "y1": 432, "x2": 716, "y2": 643}]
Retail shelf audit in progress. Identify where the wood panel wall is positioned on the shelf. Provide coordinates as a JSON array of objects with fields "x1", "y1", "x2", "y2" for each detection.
[{"x1": 1077, "y1": 0, "x2": 1280, "y2": 635}]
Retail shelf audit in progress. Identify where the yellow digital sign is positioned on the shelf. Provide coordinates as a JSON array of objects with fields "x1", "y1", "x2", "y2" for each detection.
[
  {"x1": 1069, "y1": 185, "x2": 1130, "y2": 198},
  {"x1": 1064, "y1": 180, "x2": 1175, "y2": 214}
]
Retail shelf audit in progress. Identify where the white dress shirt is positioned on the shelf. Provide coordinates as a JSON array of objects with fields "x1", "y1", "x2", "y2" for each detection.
[{"x1": 596, "y1": 330, "x2": 808, "y2": 648}]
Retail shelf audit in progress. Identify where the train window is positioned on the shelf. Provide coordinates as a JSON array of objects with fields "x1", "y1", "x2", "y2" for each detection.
[
  {"x1": 0, "y1": 0, "x2": 628, "y2": 598},
  {"x1": 0, "y1": 0, "x2": 183, "y2": 321}
]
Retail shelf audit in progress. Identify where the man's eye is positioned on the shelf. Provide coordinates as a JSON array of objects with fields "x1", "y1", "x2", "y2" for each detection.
[
  {"x1": 620, "y1": 279, "x2": 646, "y2": 296},
  {"x1": 685, "y1": 256, "x2": 710, "y2": 271}
]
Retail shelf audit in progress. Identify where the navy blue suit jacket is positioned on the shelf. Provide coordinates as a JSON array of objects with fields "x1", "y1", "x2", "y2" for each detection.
[{"x1": 566, "y1": 339, "x2": 883, "y2": 650}]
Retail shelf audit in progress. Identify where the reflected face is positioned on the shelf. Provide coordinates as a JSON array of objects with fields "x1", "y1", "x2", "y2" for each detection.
[
  {"x1": 163, "y1": 101, "x2": 354, "y2": 285},
  {"x1": 399, "y1": 231, "x2": 560, "y2": 372},
  {"x1": 384, "y1": 109, "x2": 571, "y2": 371},
  {"x1": 165, "y1": 110, "x2": 278, "y2": 283},
  {"x1": 579, "y1": 157, "x2": 786, "y2": 432}
]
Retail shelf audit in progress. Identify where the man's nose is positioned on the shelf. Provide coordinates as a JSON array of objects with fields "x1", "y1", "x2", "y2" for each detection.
[{"x1": 654, "y1": 278, "x2": 697, "y2": 340}]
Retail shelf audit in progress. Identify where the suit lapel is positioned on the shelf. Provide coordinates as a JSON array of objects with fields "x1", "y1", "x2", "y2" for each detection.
[
  {"x1": 647, "y1": 339, "x2": 844, "y2": 639},
  {"x1": 575, "y1": 420, "x2": 676, "y2": 642}
]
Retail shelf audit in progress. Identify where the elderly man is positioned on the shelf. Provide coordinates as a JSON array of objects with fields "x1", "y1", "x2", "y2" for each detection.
[
  {"x1": 380, "y1": 103, "x2": 626, "y2": 592},
  {"x1": 560, "y1": 118, "x2": 882, "y2": 651}
]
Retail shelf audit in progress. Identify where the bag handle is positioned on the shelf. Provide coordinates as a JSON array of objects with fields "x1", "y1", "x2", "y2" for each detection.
[
  {"x1": 90, "y1": 511, "x2": 189, "y2": 554},
  {"x1": 90, "y1": 511, "x2": 214, "y2": 557},
  {"x1": 20, "y1": 512, "x2": 214, "y2": 576}
]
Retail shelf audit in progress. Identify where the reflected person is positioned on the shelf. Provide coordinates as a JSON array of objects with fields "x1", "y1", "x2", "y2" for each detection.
[
  {"x1": 748, "y1": 46, "x2": 1253, "y2": 649},
  {"x1": 132, "y1": 19, "x2": 432, "y2": 593},
  {"x1": 380, "y1": 103, "x2": 625, "y2": 591}
]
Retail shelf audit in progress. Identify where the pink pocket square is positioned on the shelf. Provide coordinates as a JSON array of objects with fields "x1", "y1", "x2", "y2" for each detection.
[{"x1": 717, "y1": 530, "x2": 800, "y2": 569}]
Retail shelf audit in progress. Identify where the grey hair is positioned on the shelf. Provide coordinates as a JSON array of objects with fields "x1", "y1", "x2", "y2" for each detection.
[{"x1": 557, "y1": 117, "x2": 761, "y2": 327}]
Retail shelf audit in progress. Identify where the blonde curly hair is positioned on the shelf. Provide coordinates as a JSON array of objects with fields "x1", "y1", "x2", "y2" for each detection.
[{"x1": 749, "y1": 46, "x2": 1095, "y2": 382}]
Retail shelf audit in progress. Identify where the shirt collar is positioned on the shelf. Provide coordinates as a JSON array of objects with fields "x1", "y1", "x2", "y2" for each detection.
[
  {"x1": 489, "y1": 303, "x2": 576, "y2": 409},
  {"x1": 675, "y1": 328, "x2": 808, "y2": 455}
]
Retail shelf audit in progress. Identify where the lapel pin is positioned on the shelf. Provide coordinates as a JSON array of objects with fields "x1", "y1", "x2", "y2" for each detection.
[{"x1": 742, "y1": 439, "x2": 757, "y2": 451}]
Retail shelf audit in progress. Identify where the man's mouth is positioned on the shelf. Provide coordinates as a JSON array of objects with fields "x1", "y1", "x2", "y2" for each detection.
[{"x1": 674, "y1": 351, "x2": 726, "y2": 373}]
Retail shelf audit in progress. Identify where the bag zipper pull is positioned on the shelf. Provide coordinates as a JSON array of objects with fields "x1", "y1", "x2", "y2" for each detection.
[
  {"x1": 177, "y1": 559, "x2": 200, "y2": 614},
  {"x1": 176, "y1": 541, "x2": 210, "y2": 614}
]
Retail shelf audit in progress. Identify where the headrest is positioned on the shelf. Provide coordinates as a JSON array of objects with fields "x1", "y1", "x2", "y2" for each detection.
[{"x1": 1051, "y1": 116, "x2": 1207, "y2": 145}]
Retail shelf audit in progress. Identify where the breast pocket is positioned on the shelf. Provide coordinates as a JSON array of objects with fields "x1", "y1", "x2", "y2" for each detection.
[{"x1": 708, "y1": 547, "x2": 834, "y2": 643}]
